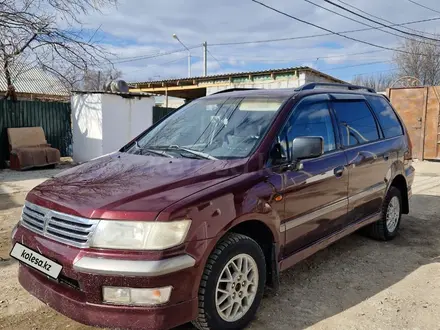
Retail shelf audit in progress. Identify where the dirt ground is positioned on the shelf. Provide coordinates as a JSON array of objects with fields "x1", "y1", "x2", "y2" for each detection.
[{"x1": 1, "y1": 161, "x2": 440, "y2": 330}]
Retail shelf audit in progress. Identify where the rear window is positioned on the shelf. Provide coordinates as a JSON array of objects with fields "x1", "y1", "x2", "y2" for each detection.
[
  {"x1": 332, "y1": 100, "x2": 380, "y2": 147},
  {"x1": 366, "y1": 96, "x2": 404, "y2": 138}
]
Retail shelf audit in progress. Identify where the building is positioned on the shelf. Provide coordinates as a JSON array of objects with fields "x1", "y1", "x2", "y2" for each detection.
[
  {"x1": 0, "y1": 66, "x2": 70, "y2": 101},
  {"x1": 129, "y1": 66, "x2": 346, "y2": 105}
]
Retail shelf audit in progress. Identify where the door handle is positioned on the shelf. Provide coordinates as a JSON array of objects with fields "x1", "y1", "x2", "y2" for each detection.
[
  {"x1": 383, "y1": 153, "x2": 390, "y2": 161},
  {"x1": 334, "y1": 166, "x2": 345, "y2": 178}
]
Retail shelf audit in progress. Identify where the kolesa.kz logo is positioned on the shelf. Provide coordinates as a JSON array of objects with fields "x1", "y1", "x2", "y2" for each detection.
[{"x1": 21, "y1": 249, "x2": 52, "y2": 271}]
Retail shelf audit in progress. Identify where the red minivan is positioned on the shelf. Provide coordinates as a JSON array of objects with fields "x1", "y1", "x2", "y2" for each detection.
[{"x1": 11, "y1": 83, "x2": 414, "y2": 330}]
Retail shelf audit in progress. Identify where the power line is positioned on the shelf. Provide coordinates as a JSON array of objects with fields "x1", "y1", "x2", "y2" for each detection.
[
  {"x1": 198, "y1": 50, "x2": 389, "y2": 64},
  {"x1": 209, "y1": 17, "x2": 440, "y2": 47},
  {"x1": 304, "y1": 0, "x2": 437, "y2": 45},
  {"x1": 111, "y1": 16, "x2": 440, "y2": 64},
  {"x1": 207, "y1": 49, "x2": 224, "y2": 69},
  {"x1": 323, "y1": 0, "x2": 440, "y2": 42},
  {"x1": 112, "y1": 45, "x2": 202, "y2": 64},
  {"x1": 349, "y1": 68, "x2": 398, "y2": 77},
  {"x1": 407, "y1": 0, "x2": 440, "y2": 15},
  {"x1": 325, "y1": 60, "x2": 393, "y2": 71},
  {"x1": 335, "y1": 0, "x2": 438, "y2": 37},
  {"x1": 251, "y1": 0, "x2": 430, "y2": 56}
]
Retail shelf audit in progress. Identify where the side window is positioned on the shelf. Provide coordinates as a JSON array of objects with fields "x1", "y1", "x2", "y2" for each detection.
[
  {"x1": 332, "y1": 100, "x2": 379, "y2": 147},
  {"x1": 366, "y1": 96, "x2": 404, "y2": 138},
  {"x1": 287, "y1": 100, "x2": 336, "y2": 153}
]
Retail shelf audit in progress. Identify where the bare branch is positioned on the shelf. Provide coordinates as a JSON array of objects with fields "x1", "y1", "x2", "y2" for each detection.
[
  {"x1": 352, "y1": 72, "x2": 395, "y2": 92},
  {"x1": 0, "y1": 0, "x2": 117, "y2": 98},
  {"x1": 393, "y1": 37, "x2": 440, "y2": 85}
]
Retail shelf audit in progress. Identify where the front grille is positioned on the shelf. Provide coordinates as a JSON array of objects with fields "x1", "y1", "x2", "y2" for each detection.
[{"x1": 21, "y1": 201, "x2": 100, "y2": 248}]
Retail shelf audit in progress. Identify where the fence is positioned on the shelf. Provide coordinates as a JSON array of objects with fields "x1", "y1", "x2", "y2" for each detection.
[
  {"x1": 0, "y1": 99, "x2": 72, "y2": 169},
  {"x1": 152, "y1": 106, "x2": 175, "y2": 124},
  {"x1": 388, "y1": 87, "x2": 440, "y2": 160}
]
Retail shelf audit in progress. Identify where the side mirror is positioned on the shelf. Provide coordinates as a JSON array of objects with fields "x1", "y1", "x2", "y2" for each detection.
[{"x1": 290, "y1": 136, "x2": 324, "y2": 161}]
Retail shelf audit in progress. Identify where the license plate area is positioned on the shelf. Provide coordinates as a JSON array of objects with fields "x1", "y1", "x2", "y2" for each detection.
[{"x1": 10, "y1": 242, "x2": 63, "y2": 279}]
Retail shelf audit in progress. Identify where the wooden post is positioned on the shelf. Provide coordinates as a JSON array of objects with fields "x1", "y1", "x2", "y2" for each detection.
[
  {"x1": 165, "y1": 87, "x2": 168, "y2": 108},
  {"x1": 421, "y1": 87, "x2": 429, "y2": 161}
]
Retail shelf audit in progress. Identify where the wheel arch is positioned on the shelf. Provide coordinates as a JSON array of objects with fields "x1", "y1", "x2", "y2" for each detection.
[
  {"x1": 204, "y1": 219, "x2": 280, "y2": 290},
  {"x1": 389, "y1": 174, "x2": 409, "y2": 214}
]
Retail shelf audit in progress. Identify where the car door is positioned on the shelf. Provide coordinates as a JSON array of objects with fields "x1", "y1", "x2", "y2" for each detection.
[
  {"x1": 330, "y1": 94, "x2": 389, "y2": 222},
  {"x1": 277, "y1": 94, "x2": 349, "y2": 257}
]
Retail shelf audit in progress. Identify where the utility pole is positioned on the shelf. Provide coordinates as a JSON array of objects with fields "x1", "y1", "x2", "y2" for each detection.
[
  {"x1": 187, "y1": 51, "x2": 191, "y2": 78},
  {"x1": 203, "y1": 41, "x2": 208, "y2": 76},
  {"x1": 97, "y1": 71, "x2": 102, "y2": 90}
]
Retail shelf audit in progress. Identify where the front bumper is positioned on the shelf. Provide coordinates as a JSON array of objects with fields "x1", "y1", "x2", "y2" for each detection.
[
  {"x1": 12, "y1": 225, "x2": 214, "y2": 330},
  {"x1": 19, "y1": 265, "x2": 198, "y2": 330}
]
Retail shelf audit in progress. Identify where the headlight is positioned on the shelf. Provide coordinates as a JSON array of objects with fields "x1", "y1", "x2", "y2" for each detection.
[{"x1": 91, "y1": 220, "x2": 191, "y2": 250}]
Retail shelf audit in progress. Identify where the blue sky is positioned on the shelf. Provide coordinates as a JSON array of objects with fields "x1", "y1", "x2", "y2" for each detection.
[{"x1": 77, "y1": 0, "x2": 440, "y2": 82}]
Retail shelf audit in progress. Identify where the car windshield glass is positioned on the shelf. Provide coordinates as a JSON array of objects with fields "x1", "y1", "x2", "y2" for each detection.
[{"x1": 128, "y1": 96, "x2": 286, "y2": 159}]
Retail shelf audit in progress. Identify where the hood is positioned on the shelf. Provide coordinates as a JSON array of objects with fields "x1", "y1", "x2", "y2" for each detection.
[{"x1": 27, "y1": 152, "x2": 245, "y2": 219}]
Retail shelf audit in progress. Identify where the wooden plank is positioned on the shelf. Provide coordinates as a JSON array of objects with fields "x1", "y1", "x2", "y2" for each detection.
[
  {"x1": 423, "y1": 87, "x2": 440, "y2": 160},
  {"x1": 420, "y1": 87, "x2": 429, "y2": 160},
  {"x1": 389, "y1": 88, "x2": 424, "y2": 160}
]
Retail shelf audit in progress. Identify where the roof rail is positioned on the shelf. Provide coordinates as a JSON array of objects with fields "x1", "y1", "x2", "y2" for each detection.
[
  {"x1": 295, "y1": 82, "x2": 376, "y2": 93},
  {"x1": 211, "y1": 88, "x2": 260, "y2": 95}
]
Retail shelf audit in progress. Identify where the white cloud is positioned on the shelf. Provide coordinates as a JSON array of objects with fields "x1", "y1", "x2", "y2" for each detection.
[{"x1": 76, "y1": 0, "x2": 440, "y2": 81}]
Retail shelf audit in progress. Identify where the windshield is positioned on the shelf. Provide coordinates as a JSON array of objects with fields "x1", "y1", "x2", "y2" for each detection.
[{"x1": 127, "y1": 95, "x2": 286, "y2": 159}]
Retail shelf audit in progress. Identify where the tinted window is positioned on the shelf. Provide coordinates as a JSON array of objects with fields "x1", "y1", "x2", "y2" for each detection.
[
  {"x1": 366, "y1": 96, "x2": 403, "y2": 138},
  {"x1": 287, "y1": 100, "x2": 336, "y2": 153},
  {"x1": 332, "y1": 101, "x2": 379, "y2": 147}
]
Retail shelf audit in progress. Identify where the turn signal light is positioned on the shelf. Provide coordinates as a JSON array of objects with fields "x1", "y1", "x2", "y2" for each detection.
[{"x1": 103, "y1": 286, "x2": 172, "y2": 306}]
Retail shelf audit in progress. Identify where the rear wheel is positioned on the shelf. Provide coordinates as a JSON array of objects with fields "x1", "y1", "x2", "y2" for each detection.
[
  {"x1": 193, "y1": 233, "x2": 266, "y2": 330},
  {"x1": 366, "y1": 186, "x2": 402, "y2": 241}
]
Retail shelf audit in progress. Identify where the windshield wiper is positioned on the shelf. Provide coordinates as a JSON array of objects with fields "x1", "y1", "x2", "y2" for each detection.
[
  {"x1": 150, "y1": 145, "x2": 217, "y2": 160},
  {"x1": 143, "y1": 146, "x2": 174, "y2": 158},
  {"x1": 133, "y1": 142, "x2": 174, "y2": 158}
]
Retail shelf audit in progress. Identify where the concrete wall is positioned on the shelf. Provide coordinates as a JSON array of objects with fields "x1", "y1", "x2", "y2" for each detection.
[
  {"x1": 205, "y1": 71, "x2": 337, "y2": 95},
  {"x1": 72, "y1": 93, "x2": 154, "y2": 163},
  {"x1": 205, "y1": 75, "x2": 301, "y2": 95},
  {"x1": 72, "y1": 94, "x2": 103, "y2": 163},
  {"x1": 101, "y1": 94, "x2": 154, "y2": 155},
  {"x1": 302, "y1": 71, "x2": 337, "y2": 84}
]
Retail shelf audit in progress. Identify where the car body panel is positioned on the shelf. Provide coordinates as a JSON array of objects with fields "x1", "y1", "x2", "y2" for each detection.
[
  {"x1": 26, "y1": 152, "x2": 246, "y2": 219},
  {"x1": 281, "y1": 150, "x2": 349, "y2": 255}
]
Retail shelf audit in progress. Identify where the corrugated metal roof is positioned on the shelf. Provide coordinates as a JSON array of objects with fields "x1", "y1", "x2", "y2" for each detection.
[
  {"x1": 130, "y1": 66, "x2": 345, "y2": 86},
  {"x1": 0, "y1": 65, "x2": 70, "y2": 96}
]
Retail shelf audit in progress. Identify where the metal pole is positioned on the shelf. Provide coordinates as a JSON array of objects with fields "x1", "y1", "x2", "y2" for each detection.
[
  {"x1": 188, "y1": 51, "x2": 191, "y2": 77},
  {"x1": 173, "y1": 34, "x2": 191, "y2": 78},
  {"x1": 203, "y1": 42, "x2": 208, "y2": 76},
  {"x1": 98, "y1": 71, "x2": 101, "y2": 90}
]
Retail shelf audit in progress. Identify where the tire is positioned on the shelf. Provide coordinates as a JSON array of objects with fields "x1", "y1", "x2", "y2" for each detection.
[
  {"x1": 366, "y1": 186, "x2": 402, "y2": 241},
  {"x1": 193, "y1": 233, "x2": 266, "y2": 330}
]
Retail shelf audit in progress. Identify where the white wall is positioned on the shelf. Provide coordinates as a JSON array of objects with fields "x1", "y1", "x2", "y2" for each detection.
[
  {"x1": 303, "y1": 72, "x2": 339, "y2": 84},
  {"x1": 72, "y1": 94, "x2": 103, "y2": 163},
  {"x1": 71, "y1": 93, "x2": 154, "y2": 162},
  {"x1": 101, "y1": 94, "x2": 154, "y2": 155}
]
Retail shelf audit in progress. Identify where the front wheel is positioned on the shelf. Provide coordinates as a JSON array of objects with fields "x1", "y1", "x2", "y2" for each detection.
[{"x1": 193, "y1": 233, "x2": 266, "y2": 330}]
